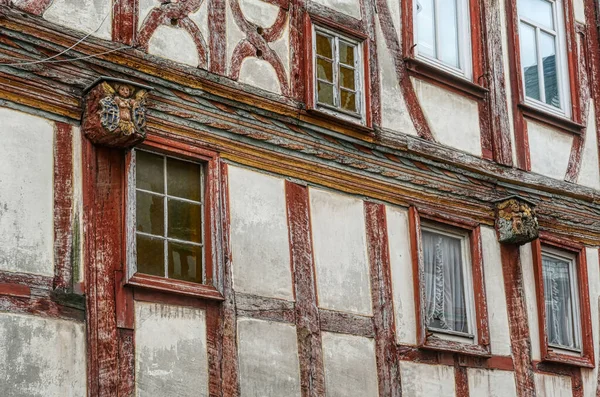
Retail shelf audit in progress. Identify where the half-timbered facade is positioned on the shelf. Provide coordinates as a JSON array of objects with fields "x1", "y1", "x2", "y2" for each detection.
[{"x1": 2, "y1": 0, "x2": 600, "y2": 395}]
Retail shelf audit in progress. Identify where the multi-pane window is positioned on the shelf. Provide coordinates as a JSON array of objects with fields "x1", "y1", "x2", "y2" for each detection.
[
  {"x1": 421, "y1": 226, "x2": 474, "y2": 338},
  {"x1": 518, "y1": 0, "x2": 570, "y2": 115},
  {"x1": 313, "y1": 27, "x2": 362, "y2": 117},
  {"x1": 541, "y1": 249, "x2": 581, "y2": 352},
  {"x1": 414, "y1": 0, "x2": 471, "y2": 78},
  {"x1": 134, "y1": 150, "x2": 205, "y2": 283}
]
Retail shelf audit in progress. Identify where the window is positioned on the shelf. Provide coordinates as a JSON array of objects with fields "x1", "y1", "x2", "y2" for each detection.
[
  {"x1": 414, "y1": 0, "x2": 472, "y2": 78},
  {"x1": 517, "y1": 0, "x2": 570, "y2": 116}
]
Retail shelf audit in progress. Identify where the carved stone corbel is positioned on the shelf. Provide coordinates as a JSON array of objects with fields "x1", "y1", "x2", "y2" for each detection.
[
  {"x1": 82, "y1": 77, "x2": 153, "y2": 149},
  {"x1": 494, "y1": 195, "x2": 539, "y2": 245}
]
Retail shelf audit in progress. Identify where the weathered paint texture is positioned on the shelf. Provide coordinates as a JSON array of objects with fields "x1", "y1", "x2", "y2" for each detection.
[
  {"x1": 43, "y1": 0, "x2": 112, "y2": 39},
  {"x1": 467, "y1": 369, "x2": 518, "y2": 397},
  {"x1": 527, "y1": 121, "x2": 574, "y2": 180},
  {"x1": 228, "y1": 166, "x2": 294, "y2": 300},
  {"x1": 582, "y1": 247, "x2": 600, "y2": 396},
  {"x1": 309, "y1": 188, "x2": 372, "y2": 316},
  {"x1": 399, "y1": 362, "x2": 456, "y2": 397},
  {"x1": 147, "y1": 26, "x2": 201, "y2": 67},
  {"x1": 134, "y1": 301, "x2": 209, "y2": 397},
  {"x1": 578, "y1": 104, "x2": 600, "y2": 189},
  {"x1": 534, "y1": 373, "x2": 572, "y2": 397},
  {"x1": 0, "y1": 313, "x2": 86, "y2": 397},
  {"x1": 0, "y1": 108, "x2": 54, "y2": 276},
  {"x1": 520, "y1": 242, "x2": 542, "y2": 361},
  {"x1": 237, "y1": 318, "x2": 302, "y2": 397}
]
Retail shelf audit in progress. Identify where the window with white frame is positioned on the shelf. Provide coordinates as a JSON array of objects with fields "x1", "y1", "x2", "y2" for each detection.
[
  {"x1": 518, "y1": 0, "x2": 570, "y2": 116},
  {"x1": 134, "y1": 149, "x2": 205, "y2": 283},
  {"x1": 414, "y1": 0, "x2": 472, "y2": 79},
  {"x1": 313, "y1": 27, "x2": 364, "y2": 120},
  {"x1": 541, "y1": 248, "x2": 581, "y2": 353},
  {"x1": 421, "y1": 225, "x2": 475, "y2": 341}
]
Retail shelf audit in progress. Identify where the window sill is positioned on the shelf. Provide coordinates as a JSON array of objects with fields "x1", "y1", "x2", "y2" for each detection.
[
  {"x1": 404, "y1": 57, "x2": 488, "y2": 100},
  {"x1": 304, "y1": 108, "x2": 374, "y2": 135},
  {"x1": 518, "y1": 103, "x2": 584, "y2": 135},
  {"x1": 540, "y1": 352, "x2": 594, "y2": 369},
  {"x1": 127, "y1": 273, "x2": 224, "y2": 301},
  {"x1": 419, "y1": 334, "x2": 492, "y2": 358}
]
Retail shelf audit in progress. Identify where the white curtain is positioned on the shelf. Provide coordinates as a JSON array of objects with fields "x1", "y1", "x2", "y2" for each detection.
[
  {"x1": 542, "y1": 255, "x2": 578, "y2": 349},
  {"x1": 422, "y1": 230, "x2": 468, "y2": 333}
]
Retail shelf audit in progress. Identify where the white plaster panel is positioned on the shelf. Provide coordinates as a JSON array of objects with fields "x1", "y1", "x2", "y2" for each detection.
[
  {"x1": 321, "y1": 332, "x2": 379, "y2": 397},
  {"x1": 228, "y1": 166, "x2": 294, "y2": 300},
  {"x1": 386, "y1": 205, "x2": 417, "y2": 345},
  {"x1": 237, "y1": 318, "x2": 301, "y2": 397},
  {"x1": 573, "y1": 0, "x2": 586, "y2": 24},
  {"x1": 534, "y1": 373, "x2": 572, "y2": 397},
  {"x1": 481, "y1": 226, "x2": 511, "y2": 355},
  {"x1": 190, "y1": 0, "x2": 210, "y2": 44},
  {"x1": 520, "y1": 243, "x2": 541, "y2": 361},
  {"x1": 582, "y1": 247, "x2": 600, "y2": 397},
  {"x1": 0, "y1": 313, "x2": 86, "y2": 396},
  {"x1": 0, "y1": 108, "x2": 54, "y2": 276},
  {"x1": 528, "y1": 121, "x2": 573, "y2": 181},
  {"x1": 226, "y1": 0, "x2": 248, "y2": 74},
  {"x1": 310, "y1": 188, "x2": 372, "y2": 315},
  {"x1": 399, "y1": 362, "x2": 456, "y2": 397},
  {"x1": 43, "y1": 0, "x2": 112, "y2": 40},
  {"x1": 135, "y1": 301, "x2": 208, "y2": 397},
  {"x1": 238, "y1": 57, "x2": 282, "y2": 95},
  {"x1": 239, "y1": 0, "x2": 280, "y2": 27},
  {"x1": 376, "y1": 20, "x2": 417, "y2": 136},
  {"x1": 412, "y1": 78, "x2": 482, "y2": 157},
  {"x1": 499, "y1": 0, "x2": 518, "y2": 165},
  {"x1": 578, "y1": 103, "x2": 600, "y2": 189},
  {"x1": 467, "y1": 369, "x2": 517, "y2": 397},
  {"x1": 147, "y1": 25, "x2": 200, "y2": 67},
  {"x1": 270, "y1": 21, "x2": 290, "y2": 79},
  {"x1": 385, "y1": 0, "x2": 401, "y2": 39},
  {"x1": 310, "y1": 0, "x2": 361, "y2": 19},
  {"x1": 138, "y1": 0, "x2": 158, "y2": 28}
]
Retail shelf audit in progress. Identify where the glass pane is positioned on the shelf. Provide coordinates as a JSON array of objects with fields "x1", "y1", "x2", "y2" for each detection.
[
  {"x1": 542, "y1": 255, "x2": 579, "y2": 349},
  {"x1": 316, "y1": 33, "x2": 333, "y2": 59},
  {"x1": 168, "y1": 198, "x2": 202, "y2": 243},
  {"x1": 317, "y1": 81, "x2": 334, "y2": 106},
  {"x1": 136, "y1": 151, "x2": 164, "y2": 193},
  {"x1": 438, "y1": 0, "x2": 460, "y2": 68},
  {"x1": 520, "y1": 22, "x2": 541, "y2": 101},
  {"x1": 540, "y1": 32, "x2": 560, "y2": 108},
  {"x1": 422, "y1": 230, "x2": 468, "y2": 334},
  {"x1": 518, "y1": 0, "x2": 554, "y2": 30},
  {"x1": 339, "y1": 41, "x2": 355, "y2": 66},
  {"x1": 317, "y1": 58, "x2": 333, "y2": 82},
  {"x1": 340, "y1": 90, "x2": 357, "y2": 112},
  {"x1": 136, "y1": 234, "x2": 165, "y2": 277},
  {"x1": 136, "y1": 191, "x2": 164, "y2": 236},
  {"x1": 167, "y1": 157, "x2": 201, "y2": 201},
  {"x1": 416, "y1": 0, "x2": 436, "y2": 58},
  {"x1": 168, "y1": 241, "x2": 202, "y2": 283},
  {"x1": 339, "y1": 66, "x2": 356, "y2": 90}
]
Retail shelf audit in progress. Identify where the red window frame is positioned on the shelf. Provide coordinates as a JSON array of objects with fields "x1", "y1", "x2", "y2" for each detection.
[
  {"x1": 408, "y1": 207, "x2": 491, "y2": 357},
  {"x1": 124, "y1": 133, "x2": 224, "y2": 301},
  {"x1": 531, "y1": 233, "x2": 594, "y2": 367}
]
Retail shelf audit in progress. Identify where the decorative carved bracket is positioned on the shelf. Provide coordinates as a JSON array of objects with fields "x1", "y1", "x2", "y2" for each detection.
[
  {"x1": 82, "y1": 77, "x2": 153, "y2": 149},
  {"x1": 494, "y1": 196, "x2": 539, "y2": 245}
]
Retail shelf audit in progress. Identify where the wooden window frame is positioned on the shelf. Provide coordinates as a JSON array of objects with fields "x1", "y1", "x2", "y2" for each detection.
[
  {"x1": 304, "y1": 14, "x2": 372, "y2": 128},
  {"x1": 124, "y1": 133, "x2": 224, "y2": 301},
  {"x1": 408, "y1": 207, "x2": 491, "y2": 357},
  {"x1": 505, "y1": 0, "x2": 583, "y2": 170},
  {"x1": 531, "y1": 233, "x2": 594, "y2": 368}
]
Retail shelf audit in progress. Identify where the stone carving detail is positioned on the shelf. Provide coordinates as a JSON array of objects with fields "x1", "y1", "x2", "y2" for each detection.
[
  {"x1": 494, "y1": 196, "x2": 539, "y2": 245},
  {"x1": 82, "y1": 77, "x2": 153, "y2": 149}
]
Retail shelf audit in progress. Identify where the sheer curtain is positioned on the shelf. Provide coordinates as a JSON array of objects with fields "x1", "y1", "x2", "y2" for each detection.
[
  {"x1": 542, "y1": 255, "x2": 578, "y2": 349},
  {"x1": 422, "y1": 230, "x2": 468, "y2": 333}
]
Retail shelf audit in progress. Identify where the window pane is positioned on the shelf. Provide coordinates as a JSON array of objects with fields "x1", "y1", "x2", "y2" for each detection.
[
  {"x1": 520, "y1": 22, "x2": 541, "y2": 101},
  {"x1": 542, "y1": 255, "x2": 579, "y2": 349},
  {"x1": 136, "y1": 234, "x2": 165, "y2": 277},
  {"x1": 416, "y1": 0, "x2": 436, "y2": 58},
  {"x1": 437, "y1": 0, "x2": 460, "y2": 68},
  {"x1": 339, "y1": 42, "x2": 355, "y2": 66},
  {"x1": 339, "y1": 66, "x2": 356, "y2": 90},
  {"x1": 317, "y1": 81, "x2": 334, "y2": 106},
  {"x1": 317, "y1": 58, "x2": 334, "y2": 82},
  {"x1": 518, "y1": 0, "x2": 554, "y2": 30},
  {"x1": 540, "y1": 32, "x2": 560, "y2": 108},
  {"x1": 340, "y1": 90, "x2": 357, "y2": 112},
  {"x1": 167, "y1": 157, "x2": 201, "y2": 201},
  {"x1": 136, "y1": 191, "x2": 164, "y2": 236},
  {"x1": 422, "y1": 230, "x2": 468, "y2": 334},
  {"x1": 136, "y1": 151, "x2": 164, "y2": 193},
  {"x1": 168, "y1": 198, "x2": 202, "y2": 243},
  {"x1": 168, "y1": 241, "x2": 202, "y2": 283},
  {"x1": 316, "y1": 33, "x2": 333, "y2": 59}
]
